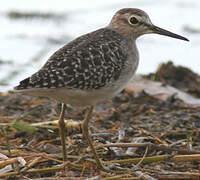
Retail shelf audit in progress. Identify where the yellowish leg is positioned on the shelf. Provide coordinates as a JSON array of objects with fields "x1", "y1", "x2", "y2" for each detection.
[
  {"x1": 82, "y1": 105, "x2": 109, "y2": 172},
  {"x1": 58, "y1": 103, "x2": 67, "y2": 166}
]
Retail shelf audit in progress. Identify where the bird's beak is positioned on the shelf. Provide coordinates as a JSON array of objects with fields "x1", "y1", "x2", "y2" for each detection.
[{"x1": 151, "y1": 25, "x2": 189, "y2": 41}]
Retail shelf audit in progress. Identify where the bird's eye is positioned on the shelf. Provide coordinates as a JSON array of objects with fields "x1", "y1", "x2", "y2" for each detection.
[{"x1": 129, "y1": 17, "x2": 139, "y2": 24}]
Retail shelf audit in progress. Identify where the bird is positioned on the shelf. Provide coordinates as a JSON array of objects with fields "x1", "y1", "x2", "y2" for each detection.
[{"x1": 14, "y1": 8, "x2": 189, "y2": 171}]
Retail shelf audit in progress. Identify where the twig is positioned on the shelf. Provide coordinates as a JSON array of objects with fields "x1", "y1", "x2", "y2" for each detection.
[
  {"x1": 0, "y1": 164, "x2": 65, "y2": 178},
  {"x1": 99, "y1": 143, "x2": 200, "y2": 154},
  {"x1": 159, "y1": 171, "x2": 200, "y2": 179},
  {"x1": 0, "y1": 157, "x2": 25, "y2": 168},
  {"x1": 135, "y1": 171, "x2": 157, "y2": 180},
  {"x1": 106, "y1": 154, "x2": 200, "y2": 165},
  {"x1": 1, "y1": 127, "x2": 15, "y2": 171},
  {"x1": 21, "y1": 156, "x2": 43, "y2": 172},
  {"x1": 102, "y1": 175, "x2": 139, "y2": 180},
  {"x1": 1, "y1": 149, "x2": 20, "y2": 156},
  {"x1": 1, "y1": 128, "x2": 12, "y2": 157},
  {"x1": 136, "y1": 146, "x2": 148, "y2": 167}
]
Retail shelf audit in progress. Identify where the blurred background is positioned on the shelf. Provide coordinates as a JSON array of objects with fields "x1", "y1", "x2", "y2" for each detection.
[{"x1": 0, "y1": 0, "x2": 199, "y2": 92}]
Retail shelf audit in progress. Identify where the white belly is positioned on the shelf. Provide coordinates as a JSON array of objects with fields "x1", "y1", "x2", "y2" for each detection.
[{"x1": 17, "y1": 83, "x2": 126, "y2": 106}]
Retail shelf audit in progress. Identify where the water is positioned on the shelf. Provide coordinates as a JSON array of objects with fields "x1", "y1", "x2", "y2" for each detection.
[{"x1": 0, "y1": 0, "x2": 199, "y2": 92}]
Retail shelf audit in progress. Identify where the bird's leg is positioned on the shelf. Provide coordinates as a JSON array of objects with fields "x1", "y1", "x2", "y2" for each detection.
[
  {"x1": 82, "y1": 105, "x2": 109, "y2": 172},
  {"x1": 58, "y1": 103, "x2": 67, "y2": 167}
]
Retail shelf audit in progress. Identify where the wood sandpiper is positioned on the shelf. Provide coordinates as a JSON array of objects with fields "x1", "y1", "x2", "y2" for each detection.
[{"x1": 14, "y1": 8, "x2": 189, "y2": 171}]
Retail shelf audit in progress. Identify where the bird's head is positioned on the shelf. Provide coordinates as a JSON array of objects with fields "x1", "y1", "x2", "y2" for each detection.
[{"x1": 109, "y1": 8, "x2": 189, "y2": 41}]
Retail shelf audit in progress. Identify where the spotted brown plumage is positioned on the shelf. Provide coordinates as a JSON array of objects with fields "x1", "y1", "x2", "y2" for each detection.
[{"x1": 15, "y1": 28, "x2": 128, "y2": 90}]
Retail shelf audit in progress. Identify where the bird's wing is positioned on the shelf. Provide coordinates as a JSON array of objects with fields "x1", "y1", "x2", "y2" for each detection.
[{"x1": 14, "y1": 28, "x2": 127, "y2": 91}]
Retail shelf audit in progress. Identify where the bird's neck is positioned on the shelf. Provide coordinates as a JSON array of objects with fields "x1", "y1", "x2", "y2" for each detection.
[{"x1": 107, "y1": 24, "x2": 137, "y2": 42}]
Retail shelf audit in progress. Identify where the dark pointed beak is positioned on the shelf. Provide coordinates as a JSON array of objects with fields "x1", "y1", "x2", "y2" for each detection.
[{"x1": 151, "y1": 25, "x2": 189, "y2": 41}]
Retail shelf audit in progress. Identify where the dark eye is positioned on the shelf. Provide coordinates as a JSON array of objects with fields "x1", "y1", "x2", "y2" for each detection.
[{"x1": 129, "y1": 17, "x2": 139, "y2": 24}]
